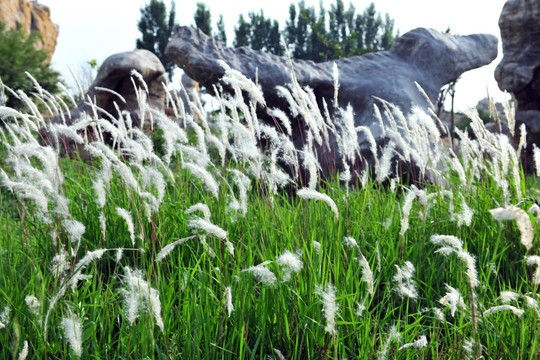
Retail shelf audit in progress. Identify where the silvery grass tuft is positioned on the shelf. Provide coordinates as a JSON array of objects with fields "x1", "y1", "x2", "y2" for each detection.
[
  {"x1": 430, "y1": 235, "x2": 479, "y2": 289},
  {"x1": 525, "y1": 255, "x2": 540, "y2": 285},
  {"x1": 61, "y1": 311, "x2": 83, "y2": 357},
  {"x1": 489, "y1": 205, "x2": 534, "y2": 250},
  {"x1": 297, "y1": 188, "x2": 339, "y2": 219},
  {"x1": 155, "y1": 236, "x2": 196, "y2": 263},
  {"x1": 483, "y1": 305, "x2": 524, "y2": 318},
  {"x1": 316, "y1": 284, "x2": 338, "y2": 337},
  {"x1": 393, "y1": 261, "x2": 418, "y2": 300},
  {"x1": 121, "y1": 267, "x2": 164, "y2": 333},
  {"x1": 439, "y1": 284, "x2": 467, "y2": 317},
  {"x1": 378, "y1": 325, "x2": 401, "y2": 360},
  {"x1": 18, "y1": 340, "x2": 29, "y2": 360},
  {"x1": 343, "y1": 237, "x2": 374, "y2": 296},
  {"x1": 276, "y1": 250, "x2": 303, "y2": 282},
  {"x1": 242, "y1": 261, "x2": 277, "y2": 286},
  {"x1": 398, "y1": 335, "x2": 428, "y2": 351},
  {"x1": 223, "y1": 287, "x2": 234, "y2": 318}
]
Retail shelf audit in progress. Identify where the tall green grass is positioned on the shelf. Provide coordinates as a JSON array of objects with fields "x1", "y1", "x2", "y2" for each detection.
[{"x1": 0, "y1": 68, "x2": 538, "y2": 359}]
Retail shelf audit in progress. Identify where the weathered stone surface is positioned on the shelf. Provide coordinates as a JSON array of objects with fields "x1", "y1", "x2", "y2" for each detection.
[
  {"x1": 495, "y1": 0, "x2": 540, "y2": 173},
  {"x1": 0, "y1": 0, "x2": 59, "y2": 62},
  {"x1": 40, "y1": 50, "x2": 168, "y2": 158},
  {"x1": 166, "y1": 26, "x2": 498, "y2": 176},
  {"x1": 61, "y1": 49, "x2": 168, "y2": 126}
]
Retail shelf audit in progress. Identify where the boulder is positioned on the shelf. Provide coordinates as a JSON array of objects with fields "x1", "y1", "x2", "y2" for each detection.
[
  {"x1": 495, "y1": 0, "x2": 540, "y2": 173},
  {"x1": 0, "y1": 0, "x2": 59, "y2": 62},
  {"x1": 165, "y1": 26, "x2": 498, "y2": 177},
  {"x1": 58, "y1": 49, "x2": 168, "y2": 126},
  {"x1": 40, "y1": 50, "x2": 168, "y2": 157}
]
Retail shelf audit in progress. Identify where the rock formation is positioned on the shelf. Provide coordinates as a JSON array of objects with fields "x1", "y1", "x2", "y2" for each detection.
[
  {"x1": 0, "y1": 0, "x2": 59, "y2": 62},
  {"x1": 165, "y1": 26, "x2": 498, "y2": 178},
  {"x1": 40, "y1": 50, "x2": 168, "y2": 156},
  {"x1": 495, "y1": 0, "x2": 540, "y2": 173}
]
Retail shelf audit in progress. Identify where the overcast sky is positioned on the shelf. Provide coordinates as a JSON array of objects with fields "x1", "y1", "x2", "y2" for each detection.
[{"x1": 39, "y1": 0, "x2": 509, "y2": 110}]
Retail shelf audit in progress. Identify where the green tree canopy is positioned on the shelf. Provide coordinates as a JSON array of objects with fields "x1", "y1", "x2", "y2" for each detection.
[
  {"x1": 136, "y1": 0, "x2": 177, "y2": 79},
  {"x1": 0, "y1": 22, "x2": 62, "y2": 110},
  {"x1": 216, "y1": 15, "x2": 227, "y2": 46},
  {"x1": 228, "y1": 0, "x2": 398, "y2": 62},
  {"x1": 194, "y1": 2, "x2": 212, "y2": 37}
]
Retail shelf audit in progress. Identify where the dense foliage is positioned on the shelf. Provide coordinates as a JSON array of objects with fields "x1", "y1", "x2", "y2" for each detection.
[
  {"x1": 0, "y1": 60, "x2": 538, "y2": 359},
  {"x1": 135, "y1": 0, "x2": 177, "y2": 79},
  {"x1": 195, "y1": 0, "x2": 398, "y2": 62},
  {"x1": 0, "y1": 22, "x2": 62, "y2": 110}
]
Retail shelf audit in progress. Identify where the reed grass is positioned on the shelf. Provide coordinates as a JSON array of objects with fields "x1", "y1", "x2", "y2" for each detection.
[{"x1": 0, "y1": 66, "x2": 538, "y2": 359}]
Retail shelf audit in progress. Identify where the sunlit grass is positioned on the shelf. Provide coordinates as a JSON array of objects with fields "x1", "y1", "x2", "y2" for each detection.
[{"x1": 0, "y1": 68, "x2": 538, "y2": 359}]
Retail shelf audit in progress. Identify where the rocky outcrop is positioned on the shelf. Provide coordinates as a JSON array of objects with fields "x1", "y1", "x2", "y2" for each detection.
[
  {"x1": 40, "y1": 50, "x2": 168, "y2": 157},
  {"x1": 165, "y1": 26, "x2": 498, "y2": 178},
  {"x1": 0, "y1": 0, "x2": 59, "y2": 62},
  {"x1": 495, "y1": 0, "x2": 540, "y2": 173}
]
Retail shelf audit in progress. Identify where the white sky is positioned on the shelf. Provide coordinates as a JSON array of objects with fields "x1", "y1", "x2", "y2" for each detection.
[{"x1": 39, "y1": 0, "x2": 509, "y2": 110}]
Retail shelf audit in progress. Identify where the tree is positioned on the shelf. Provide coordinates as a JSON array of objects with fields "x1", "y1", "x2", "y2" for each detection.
[
  {"x1": 0, "y1": 22, "x2": 62, "y2": 110},
  {"x1": 281, "y1": 1, "x2": 398, "y2": 61},
  {"x1": 233, "y1": 15, "x2": 251, "y2": 48},
  {"x1": 194, "y1": 2, "x2": 212, "y2": 37},
  {"x1": 216, "y1": 15, "x2": 227, "y2": 46},
  {"x1": 136, "y1": 0, "x2": 177, "y2": 79}
]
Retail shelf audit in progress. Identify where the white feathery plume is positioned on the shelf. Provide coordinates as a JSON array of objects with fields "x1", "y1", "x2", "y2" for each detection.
[
  {"x1": 224, "y1": 287, "x2": 234, "y2": 317},
  {"x1": 18, "y1": 340, "x2": 29, "y2": 360},
  {"x1": 533, "y1": 144, "x2": 540, "y2": 177},
  {"x1": 116, "y1": 207, "x2": 136, "y2": 246},
  {"x1": 268, "y1": 107, "x2": 292, "y2": 136},
  {"x1": 498, "y1": 290, "x2": 538, "y2": 309},
  {"x1": 376, "y1": 143, "x2": 395, "y2": 183},
  {"x1": 99, "y1": 212, "x2": 107, "y2": 240},
  {"x1": 378, "y1": 325, "x2": 401, "y2": 360},
  {"x1": 483, "y1": 305, "x2": 524, "y2": 318},
  {"x1": 61, "y1": 312, "x2": 83, "y2": 357},
  {"x1": 490, "y1": 206, "x2": 534, "y2": 250},
  {"x1": 393, "y1": 261, "x2": 418, "y2": 300},
  {"x1": 64, "y1": 219, "x2": 85, "y2": 249},
  {"x1": 25, "y1": 295, "x2": 40, "y2": 315},
  {"x1": 273, "y1": 348, "x2": 286, "y2": 360},
  {"x1": 67, "y1": 249, "x2": 107, "y2": 291},
  {"x1": 187, "y1": 218, "x2": 228, "y2": 239},
  {"x1": 498, "y1": 291, "x2": 520, "y2": 304},
  {"x1": 185, "y1": 203, "x2": 211, "y2": 221},
  {"x1": 313, "y1": 241, "x2": 321, "y2": 255},
  {"x1": 332, "y1": 62, "x2": 339, "y2": 106},
  {"x1": 276, "y1": 250, "x2": 303, "y2": 281},
  {"x1": 122, "y1": 267, "x2": 164, "y2": 332},
  {"x1": 439, "y1": 284, "x2": 467, "y2": 317},
  {"x1": 398, "y1": 335, "x2": 428, "y2": 351},
  {"x1": 456, "y1": 194, "x2": 474, "y2": 227},
  {"x1": 242, "y1": 262, "x2": 277, "y2": 286},
  {"x1": 50, "y1": 248, "x2": 69, "y2": 278},
  {"x1": 182, "y1": 162, "x2": 219, "y2": 198},
  {"x1": 317, "y1": 284, "x2": 338, "y2": 336},
  {"x1": 300, "y1": 144, "x2": 319, "y2": 190},
  {"x1": 297, "y1": 188, "x2": 339, "y2": 219},
  {"x1": 525, "y1": 256, "x2": 540, "y2": 285},
  {"x1": 430, "y1": 235, "x2": 479, "y2": 289},
  {"x1": 155, "y1": 236, "x2": 196, "y2": 262},
  {"x1": 343, "y1": 237, "x2": 373, "y2": 296}
]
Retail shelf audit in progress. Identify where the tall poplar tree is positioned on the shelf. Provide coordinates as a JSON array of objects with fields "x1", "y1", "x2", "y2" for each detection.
[
  {"x1": 194, "y1": 2, "x2": 212, "y2": 37},
  {"x1": 136, "y1": 0, "x2": 177, "y2": 79}
]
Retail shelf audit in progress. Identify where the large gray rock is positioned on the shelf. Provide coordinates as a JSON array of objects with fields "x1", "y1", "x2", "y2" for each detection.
[
  {"x1": 166, "y1": 26, "x2": 498, "y2": 178},
  {"x1": 53, "y1": 49, "x2": 168, "y2": 128},
  {"x1": 40, "y1": 50, "x2": 168, "y2": 157},
  {"x1": 495, "y1": 0, "x2": 540, "y2": 173}
]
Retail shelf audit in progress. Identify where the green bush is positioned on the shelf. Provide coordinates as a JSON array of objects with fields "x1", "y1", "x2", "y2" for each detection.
[{"x1": 0, "y1": 22, "x2": 62, "y2": 110}]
